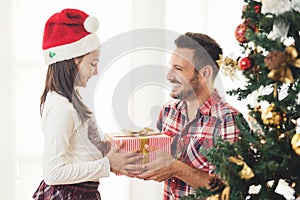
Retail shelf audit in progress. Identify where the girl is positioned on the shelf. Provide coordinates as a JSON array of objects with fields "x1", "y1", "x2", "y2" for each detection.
[{"x1": 33, "y1": 8, "x2": 143, "y2": 200}]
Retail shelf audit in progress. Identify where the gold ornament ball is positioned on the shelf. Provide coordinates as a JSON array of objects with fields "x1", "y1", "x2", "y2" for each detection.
[
  {"x1": 261, "y1": 103, "x2": 283, "y2": 126},
  {"x1": 291, "y1": 133, "x2": 300, "y2": 155}
]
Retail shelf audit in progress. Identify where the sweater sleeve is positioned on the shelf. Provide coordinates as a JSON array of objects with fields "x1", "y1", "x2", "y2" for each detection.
[{"x1": 42, "y1": 101, "x2": 110, "y2": 185}]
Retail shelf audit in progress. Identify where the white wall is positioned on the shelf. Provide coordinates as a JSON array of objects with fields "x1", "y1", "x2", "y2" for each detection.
[
  {"x1": 0, "y1": 0, "x2": 17, "y2": 199},
  {"x1": 0, "y1": 0, "x2": 247, "y2": 200}
]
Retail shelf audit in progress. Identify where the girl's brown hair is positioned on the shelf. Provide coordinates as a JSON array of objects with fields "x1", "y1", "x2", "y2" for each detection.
[{"x1": 40, "y1": 58, "x2": 92, "y2": 123}]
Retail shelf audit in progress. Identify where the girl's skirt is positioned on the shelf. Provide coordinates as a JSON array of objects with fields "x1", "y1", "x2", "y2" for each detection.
[{"x1": 32, "y1": 180, "x2": 101, "y2": 200}]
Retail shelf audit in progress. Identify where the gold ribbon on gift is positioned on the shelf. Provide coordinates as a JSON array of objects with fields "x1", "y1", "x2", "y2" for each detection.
[
  {"x1": 267, "y1": 46, "x2": 300, "y2": 83},
  {"x1": 228, "y1": 156, "x2": 255, "y2": 180},
  {"x1": 140, "y1": 136, "x2": 149, "y2": 163},
  {"x1": 121, "y1": 127, "x2": 156, "y2": 164}
]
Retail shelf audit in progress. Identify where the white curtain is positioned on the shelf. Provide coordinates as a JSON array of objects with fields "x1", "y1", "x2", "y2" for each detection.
[{"x1": 0, "y1": 0, "x2": 246, "y2": 199}]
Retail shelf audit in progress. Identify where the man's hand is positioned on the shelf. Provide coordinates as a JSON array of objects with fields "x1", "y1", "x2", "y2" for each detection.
[{"x1": 136, "y1": 144, "x2": 177, "y2": 182}]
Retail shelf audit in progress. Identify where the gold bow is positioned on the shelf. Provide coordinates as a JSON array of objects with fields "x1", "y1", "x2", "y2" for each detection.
[
  {"x1": 216, "y1": 54, "x2": 239, "y2": 81},
  {"x1": 122, "y1": 127, "x2": 155, "y2": 136},
  {"x1": 228, "y1": 156, "x2": 255, "y2": 180},
  {"x1": 267, "y1": 46, "x2": 300, "y2": 83},
  {"x1": 286, "y1": 46, "x2": 300, "y2": 68},
  {"x1": 207, "y1": 186, "x2": 230, "y2": 200}
]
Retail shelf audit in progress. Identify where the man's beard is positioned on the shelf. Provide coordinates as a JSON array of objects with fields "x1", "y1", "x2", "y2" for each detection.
[{"x1": 170, "y1": 72, "x2": 200, "y2": 100}]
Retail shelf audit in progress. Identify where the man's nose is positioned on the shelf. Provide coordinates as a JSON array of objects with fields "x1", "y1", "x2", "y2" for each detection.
[{"x1": 167, "y1": 68, "x2": 175, "y2": 80}]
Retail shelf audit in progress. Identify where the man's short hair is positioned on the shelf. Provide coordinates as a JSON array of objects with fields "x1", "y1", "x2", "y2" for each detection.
[{"x1": 174, "y1": 32, "x2": 223, "y2": 79}]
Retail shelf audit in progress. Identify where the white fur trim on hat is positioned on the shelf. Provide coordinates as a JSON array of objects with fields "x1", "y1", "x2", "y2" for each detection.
[
  {"x1": 84, "y1": 16, "x2": 99, "y2": 33},
  {"x1": 43, "y1": 33, "x2": 100, "y2": 65}
]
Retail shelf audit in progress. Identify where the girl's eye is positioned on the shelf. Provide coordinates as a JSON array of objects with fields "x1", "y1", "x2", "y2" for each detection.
[{"x1": 91, "y1": 62, "x2": 98, "y2": 67}]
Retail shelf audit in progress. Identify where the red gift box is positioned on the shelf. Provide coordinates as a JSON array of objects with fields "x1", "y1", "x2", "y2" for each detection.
[{"x1": 106, "y1": 131, "x2": 172, "y2": 175}]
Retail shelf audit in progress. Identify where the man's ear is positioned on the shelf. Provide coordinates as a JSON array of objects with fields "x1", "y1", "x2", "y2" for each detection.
[{"x1": 200, "y1": 65, "x2": 213, "y2": 79}]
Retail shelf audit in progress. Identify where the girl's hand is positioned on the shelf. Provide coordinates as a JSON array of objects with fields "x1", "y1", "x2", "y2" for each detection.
[{"x1": 106, "y1": 141, "x2": 145, "y2": 174}]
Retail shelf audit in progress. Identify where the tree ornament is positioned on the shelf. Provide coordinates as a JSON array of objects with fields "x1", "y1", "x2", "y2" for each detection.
[
  {"x1": 291, "y1": 133, "x2": 300, "y2": 155},
  {"x1": 228, "y1": 156, "x2": 255, "y2": 180},
  {"x1": 216, "y1": 54, "x2": 239, "y2": 81},
  {"x1": 254, "y1": 5, "x2": 261, "y2": 13},
  {"x1": 207, "y1": 186, "x2": 230, "y2": 200},
  {"x1": 291, "y1": 118, "x2": 300, "y2": 155},
  {"x1": 238, "y1": 56, "x2": 253, "y2": 70},
  {"x1": 285, "y1": 46, "x2": 300, "y2": 67},
  {"x1": 261, "y1": 0, "x2": 291, "y2": 16},
  {"x1": 248, "y1": 111, "x2": 264, "y2": 134},
  {"x1": 235, "y1": 23, "x2": 249, "y2": 43},
  {"x1": 264, "y1": 48, "x2": 292, "y2": 83},
  {"x1": 265, "y1": 46, "x2": 300, "y2": 83},
  {"x1": 268, "y1": 20, "x2": 290, "y2": 41},
  {"x1": 261, "y1": 103, "x2": 285, "y2": 127},
  {"x1": 221, "y1": 186, "x2": 230, "y2": 200},
  {"x1": 207, "y1": 194, "x2": 220, "y2": 200},
  {"x1": 264, "y1": 50, "x2": 287, "y2": 70},
  {"x1": 267, "y1": 66, "x2": 294, "y2": 83},
  {"x1": 291, "y1": 0, "x2": 300, "y2": 12}
]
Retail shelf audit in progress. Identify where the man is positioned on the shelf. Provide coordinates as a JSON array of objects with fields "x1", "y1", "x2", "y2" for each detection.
[{"x1": 136, "y1": 32, "x2": 242, "y2": 200}]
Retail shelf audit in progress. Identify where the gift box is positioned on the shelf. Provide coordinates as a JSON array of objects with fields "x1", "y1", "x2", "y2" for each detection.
[{"x1": 105, "y1": 128, "x2": 172, "y2": 175}]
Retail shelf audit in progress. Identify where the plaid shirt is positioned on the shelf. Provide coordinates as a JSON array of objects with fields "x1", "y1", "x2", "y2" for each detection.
[{"x1": 157, "y1": 90, "x2": 241, "y2": 200}]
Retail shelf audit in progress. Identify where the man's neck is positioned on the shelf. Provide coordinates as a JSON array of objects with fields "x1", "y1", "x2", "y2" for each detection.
[
  {"x1": 185, "y1": 87, "x2": 214, "y2": 122},
  {"x1": 185, "y1": 99, "x2": 199, "y2": 122}
]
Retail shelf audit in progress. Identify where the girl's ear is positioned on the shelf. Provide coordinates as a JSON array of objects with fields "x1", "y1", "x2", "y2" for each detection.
[{"x1": 73, "y1": 58, "x2": 80, "y2": 65}]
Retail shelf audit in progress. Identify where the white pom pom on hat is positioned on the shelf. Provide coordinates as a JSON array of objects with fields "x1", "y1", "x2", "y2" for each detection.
[
  {"x1": 42, "y1": 8, "x2": 100, "y2": 66},
  {"x1": 84, "y1": 16, "x2": 99, "y2": 33}
]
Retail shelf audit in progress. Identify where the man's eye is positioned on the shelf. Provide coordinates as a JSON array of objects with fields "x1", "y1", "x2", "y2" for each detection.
[{"x1": 175, "y1": 66, "x2": 183, "y2": 71}]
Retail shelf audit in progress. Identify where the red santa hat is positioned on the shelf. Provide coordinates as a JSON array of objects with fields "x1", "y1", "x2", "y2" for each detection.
[{"x1": 42, "y1": 8, "x2": 100, "y2": 65}]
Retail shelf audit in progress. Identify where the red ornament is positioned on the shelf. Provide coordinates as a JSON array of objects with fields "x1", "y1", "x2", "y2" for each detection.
[
  {"x1": 235, "y1": 23, "x2": 248, "y2": 43},
  {"x1": 242, "y1": 4, "x2": 261, "y2": 14},
  {"x1": 238, "y1": 57, "x2": 253, "y2": 70},
  {"x1": 254, "y1": 5, "x2": 261, "y2": 13}
]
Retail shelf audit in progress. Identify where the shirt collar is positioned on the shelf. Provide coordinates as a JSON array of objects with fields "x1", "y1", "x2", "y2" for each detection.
[
  {"x1": 176, "y1": 100, "x2": 186, "y2": 110},
  {"x1": 199, "y1": 89, "x2": 221, "y2": 115}
]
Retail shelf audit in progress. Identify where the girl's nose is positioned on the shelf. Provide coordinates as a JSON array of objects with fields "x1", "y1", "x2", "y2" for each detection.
[{"x1": 93, "y1": 66, "x2": 98, "y2": 75}]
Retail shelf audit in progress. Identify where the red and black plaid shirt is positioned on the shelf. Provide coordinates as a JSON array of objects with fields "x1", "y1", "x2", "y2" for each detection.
[{"x1": 157, "y1": 90, "x2": 241, "y2": 200}]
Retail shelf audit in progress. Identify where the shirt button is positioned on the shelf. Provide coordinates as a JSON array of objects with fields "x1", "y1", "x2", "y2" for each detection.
[{"x1": 171, "y1": 179, "x2": 176, "y2": 191}]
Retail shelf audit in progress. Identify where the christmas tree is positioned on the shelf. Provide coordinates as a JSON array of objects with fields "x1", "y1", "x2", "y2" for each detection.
[{"x1": 182, "y1": 0, "x2": 300, "y2": 199}]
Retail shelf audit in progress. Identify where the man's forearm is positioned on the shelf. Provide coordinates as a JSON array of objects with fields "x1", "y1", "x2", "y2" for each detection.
[{"x1": 172, "y1": 160, "x2": 211, "y2": 189}]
